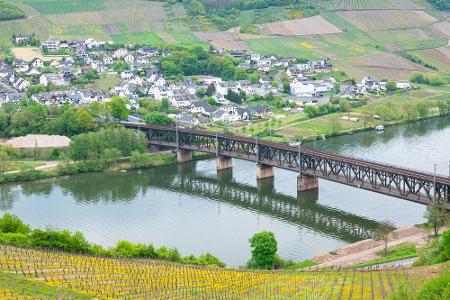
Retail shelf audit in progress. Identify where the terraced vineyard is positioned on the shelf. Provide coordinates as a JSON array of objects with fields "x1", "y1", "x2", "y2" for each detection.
[{"x1": 0, "y1": 245, "x2": 424, "y2": 299}]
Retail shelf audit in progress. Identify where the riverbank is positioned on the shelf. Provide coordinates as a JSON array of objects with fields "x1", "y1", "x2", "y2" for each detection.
[
  {"x1": 0, "y1": 151, "x2": 212, "y2": 185},
  {"x1": 311, "y1": 225, "x2": 448, "y2": 269}
]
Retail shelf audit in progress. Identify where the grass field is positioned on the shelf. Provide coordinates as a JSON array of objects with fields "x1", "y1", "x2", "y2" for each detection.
[
  {"x1": 276, "y1": 84, "x2": 450, "y2": 139},
  {"x1": 315, "y1": 0, "x2": 432, "y2": 10},
  {"x1": 246, "y1": 36, "x2": 324, "y2": 59},
  {"x1": 0, "y1": 245, "x2": 424, "y2": 299},
  {"x1": 84, "y1": 73, "x2": 121, "y2": 92},
  {"x1": 11, "y1": 47, "x2": 64, "y2": 61},
  {"x1": 20, "y1": 0, "x2": 108, "y2": 15}
]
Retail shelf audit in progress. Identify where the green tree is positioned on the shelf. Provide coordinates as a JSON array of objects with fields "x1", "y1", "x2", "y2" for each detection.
[
  {"x1": 160, "y1": 98, "x2": 170, "y2": 112},
  {"x1": 75, "y1": 108, "x2": 95, "y2": 132},
  {"x1": 386, "y1": 80, "x2": 397, "y2": 92},
  {"x1": 339, "y1": 99, "x2": 350, "y2": 112},
  {"x1": 373, "y1": 220, "x2": 396, "y2": 256},
  {"x1": 247, "y1": 231, "x2": 278, "y2": 269},
  {"x1": 303, "y1": 106, "x2": 318, "y2": 118},
  {"x1": 234, "y1": 68, "x2": 247, "y2": 80},
  {"x1": 0, "y1": 149, "x2": 10, "y2": 175},
  {"x1": 108, "y1": 96, "x2": 130, "y2": 120},
  {"x1": 437, "y1": 100, "x2": 449, "y2": 116},
  {"x1": 416, "y1": 102, "x2": 429, "y2": 118},
  {"x1": 410, "y1": 71, "x2": 425, "y2": 84},
  {"x1": 281, "y1": 75, "x2": 290, "y2": 94},
  {"x1": 145, "y1": 112, "x2": 174, "y2": 126},
  {"x1": 0, "y1": 213, "x2": 30, "y2": 234},
  {"x1": 111, "y1": 60, "x2": 130, "y2": 73},
  {"x1": 425, "y1": 200, "x2": 449, "y2": 236}
]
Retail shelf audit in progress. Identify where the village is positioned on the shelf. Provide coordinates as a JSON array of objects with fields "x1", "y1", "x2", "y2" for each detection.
[{"x1": 0, "y1": 35, "x2": 412, "y2": 129}]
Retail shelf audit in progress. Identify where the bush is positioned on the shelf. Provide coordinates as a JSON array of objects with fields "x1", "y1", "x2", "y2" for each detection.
[
  {"x1": 30, "y1": 228, "x2": 91, "y2": 253},
  {"x1": 417, "y1": 272, "x2": 450, "y2": 300},
  {"x1": 0, "y1": 232, "x2": 30, "y2": 247},
  {"x1": 247, "y1": 231, "x2": 277, "y2": 269},
  {"x1": 0, "y1": 213, "x2": 30, "y2": 234}
]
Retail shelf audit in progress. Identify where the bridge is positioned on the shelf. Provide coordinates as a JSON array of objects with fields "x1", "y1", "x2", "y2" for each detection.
[{"x1": 124, "y1": 123, "x2": 450, "y2": 209}]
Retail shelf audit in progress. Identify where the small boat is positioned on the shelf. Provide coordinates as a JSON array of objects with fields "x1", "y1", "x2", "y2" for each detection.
[{"x1": 374, "y1": 125, "x2": 385, "y2": 131}]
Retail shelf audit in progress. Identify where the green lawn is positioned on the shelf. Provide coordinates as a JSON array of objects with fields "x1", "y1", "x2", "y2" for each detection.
[
  {"x1": 0, "y1": 271, "x2": 93, "y2": 299},
  {"x1": 349, "y1": 243, "x2": 418, "y2": 268},
  {"x1": 84, "y1": 74, "x2": 121, "y2": 92}
]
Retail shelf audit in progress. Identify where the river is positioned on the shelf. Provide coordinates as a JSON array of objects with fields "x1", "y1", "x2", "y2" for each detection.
[{"x1": 1, "y1": 116, "x2": 450, "y2": 266}]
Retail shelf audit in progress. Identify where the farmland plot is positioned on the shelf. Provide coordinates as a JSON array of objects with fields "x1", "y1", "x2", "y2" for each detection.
[
  {"x1": 21, "y1": 0, "x2": 107, "y2": 14},
  {"x1": 194, "y1": 32, "x2": 250, "y2": 51},
  {"x1": 11, "y1": 47, "x2": 63, "y2": 62},
  {"x1": 338, "y1": 10, "x2": 436, "y2": 31},
  {"x1": 413, "y1": 45, "x2": 450, "y2": 72},
  {"x1": 432, "y1": 20, "x2": 450, "y2": 38},
  {"x1": 316, "y1": 0, "x2": 432, "y2": 10},
  {"x1": 259, "y1": 15, "x2": 342, "y2": 36},
  {"x1": 368, "y1": 28, "x2": 448, "y2": 51}
]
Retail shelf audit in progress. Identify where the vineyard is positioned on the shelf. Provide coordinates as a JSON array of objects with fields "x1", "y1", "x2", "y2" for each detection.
[{"x1": 0, "y1": 245, "x2": 424, "y2": 299}]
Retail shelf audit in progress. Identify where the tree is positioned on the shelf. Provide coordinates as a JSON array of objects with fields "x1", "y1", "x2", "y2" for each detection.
[
  {"x1": 281, "y1": 75, "x2": 290, "y2": 94},
  {"x1": 205, "y1": 83, "x2": 216, "y2": 96},
  {"x1": 339, "y1": 99, "x2": 350, "y2": 112},
  {"x1": 160, "y1": 98, "x2": 170, "y2": 112},
  {"x1": 303, "y1": 106, "x2": 318, "y2": 118},
  {"x1": 373, "y1": 220, "x2": 396, "y2": 256},
  {"x1": 75, "y1": 108, "x2": 95, "y2": 132},
  {"x1": 145, "y1": 112, "x2": 174, "y2": 126},
  {"x1": 247, "y1": 231, "x2": 278, "y2": 269},
  {"x1": 386, "y1": 80, "x2": 397, "y2": 92},
  {"x1": 437, "y1": 100, "x2": 449, "y2": 116},
  {"x1": 225, "y1": 89, "x2": 242, "y2": 104},
  {"x1": 424, "y1": 200, "x2": 449, "y2": 236},
  {"x1": 111, "y1": 60, "x2": 129, "y2": 73},
  {"x1": 410, "y1": 72, "x2": 425, "y2": 84},
  {"x1": 416, "y1": 102, "x2": 429, "y2": 118},
  {"x1": 0, "y1": 149, "x2": 10, "y2": 175},
  {"x1": 108, "y1": 96, "x2": 129, "y2": 120},
  {"x1": 328, "y1": 115, "x2": 341, "y2": 133}
]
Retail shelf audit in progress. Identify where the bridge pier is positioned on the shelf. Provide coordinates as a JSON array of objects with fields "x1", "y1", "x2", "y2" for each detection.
[
  {"x1": 216, "y1": 156, "x2": 233, "y2": 171},
  {"x1": 257, "y1": 177, "x2": 275, "y2": 193},
  {"x1": 177, "y1": 149, "x2": 192, "y2": 163},
  {"x1": 297, "y1": 175, "x2": 319, "y2": 191},
  {"x1": 256, "y1": 164, "x2": 274, "y2": 180}
]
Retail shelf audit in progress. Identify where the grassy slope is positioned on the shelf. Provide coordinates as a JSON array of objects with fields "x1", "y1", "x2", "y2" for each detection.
[
  {"x1": 0, "y1": 271, "x2": 93, "y2": 299},
  {"x1": 0, "y1": 1, "x2": 26, "y2": 21}
]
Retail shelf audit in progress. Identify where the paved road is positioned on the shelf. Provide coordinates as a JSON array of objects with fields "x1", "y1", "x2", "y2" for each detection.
[{"x1": 360, "y1": 257, "x2": 417, "y2": 270}]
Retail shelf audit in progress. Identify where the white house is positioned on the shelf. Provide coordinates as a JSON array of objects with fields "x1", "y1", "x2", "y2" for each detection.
[
  {"x1": 170, "y1": 94, "x2": 197, "y2": 108},
  {"x1": 124, "y1": 54, "x2": 135, "y2": 64},
  {"x1": 30, "y1": 58, "x2": 44, "y2": 68},
  {"x1": 103, "y1": 56, "x2": 114, "y2": 65},
  {"x1": 120, "y1": 69, "x2": 132, "y2": 79},
  {"x1": 113, "y1": 48, "x2": 128, "y2": 59},
  {"x1": 39, "y1": 74, "x2": 68, "y2": 87}
]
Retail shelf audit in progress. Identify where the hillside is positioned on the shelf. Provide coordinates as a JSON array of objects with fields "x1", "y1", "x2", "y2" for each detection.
[
  {"x1": 0, "y1": 245, "x2": 425, "y2": 299},
  {"x1": 0, "y1": 0, "x2": 448, "y2": 80},
  {"x1": 0, "y1": 1, "x2": 26, "y2": 21}
]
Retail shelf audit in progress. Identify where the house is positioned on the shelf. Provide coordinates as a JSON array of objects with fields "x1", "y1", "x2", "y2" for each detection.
[
  {"x1": 39, "y1": 74, "x2": 68, "y2": 87},
  {"x1": 103, "y1": 56, "x2": 114, "y2": 65},
  {"x1": 190, "y1": 101, "x2": 216, "y2": 116},
  {"x1": 176, "y1": 113, "x2": 199, "y2": 128},
  {"x1": 120, "y1": 69, "x2": 132, "y2": 79},
  {"x1": 138, "y1": 47, "x2": 159, "y2": 56},
  {"x1": 212, "y1": 108, "x2": 241, "y2": 123},
  {"x1": 286, "y1": 66, "x2": 303, "y2": 77},
  {"x1": 250, "y1": 53, "x2": 261, "y2": 61},
  {"x1": 136, "y1": 56, "x2": 149, "y2": 65},
  {"x1": 10, "y1": 77, "x2": 30, "y2": 91},
  {"x1": 309, "y1": 58, "x2": 332, "y2": 70},
  {"x1": 359, "y1": 75, "x2": 379, "y2": 92},
  {"x1": 15, "y1": 60, "x2": 29, "y2": 73},
  {"x1": 129, "y1": 75, "x2": 143, "y2": 86},
  {"x1": 0, "y1": 90, "x2": 25, "y2": 103},
  {"x1": 274, "y1": 57, "x2": 292, "y2": 67},
  {"x1": 113, "y1": 48, "x2": 128, "y2": 59},
  {"x1": 216, "y1": 81, "x2": 240, "y2": 95},
  {"x1": 198, "y1": 75, "x2": 222, "y2": 85},
  {"x1": 339, "y1": 84, "x2": 359, "y2": 99},
  {"x1": 42, "y1": 39, "x2": 61, "y2": 51},
  {"x1": 27, "y1": 68, "x2": 41, "y2": 76},
  {"x1": 30, "y1": 58, "x2": 44, "y2": 68},
  {"x1": 248, "y1": 106, "x2": 271, "y2": 118},
  {"x1": 256, "y1": 59, "x2": 272, "y2": 71},
  {"x1": 14, "y1": 35, "x2": 30, "y2": 45},
  {"x1": 396, "y1": 82, "x2": 411, "y2": 90},
  {"x1": 259, "y1": 77, "x2": 271, "y2": 85},
  {"x1": 170, "y1": 94, "x2": 197, "y2": 108},
  {"x1": 124, "y1": 54, "x2": 135, "y2": 64}
]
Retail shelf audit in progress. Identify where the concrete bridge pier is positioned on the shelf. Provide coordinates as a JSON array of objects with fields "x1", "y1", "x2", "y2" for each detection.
[
  {"x1": 297, "y1": 174, "x2": 319, "y2": 191},
  {"x1": 177, "y1": 149, "x2": 192, "y2": 163},
  {"x1": 216, "y1": 156, "x2": 233, "y2": 171},
  {"x1": 256, "y1": 164, "x2": 274, "y2": 180}
]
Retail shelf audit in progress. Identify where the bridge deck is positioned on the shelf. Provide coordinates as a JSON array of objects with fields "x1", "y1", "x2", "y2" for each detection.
[{"x1": 124, "y1": 123, "x2": 450, "y2": 209}]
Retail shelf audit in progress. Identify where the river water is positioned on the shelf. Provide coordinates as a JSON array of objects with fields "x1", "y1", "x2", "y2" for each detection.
[{"x1": 1, "y1": 117, "x2": 450, "y2": 266}]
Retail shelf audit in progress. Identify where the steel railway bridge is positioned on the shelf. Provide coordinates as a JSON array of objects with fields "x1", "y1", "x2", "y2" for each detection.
[{"x1": 124, "y1": 123, "x2": 450, "y2": 209}]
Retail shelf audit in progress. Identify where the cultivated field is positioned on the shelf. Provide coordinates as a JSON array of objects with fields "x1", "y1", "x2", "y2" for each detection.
[
  {"x1": 413, "y1": 45, "x2": 450, "y2": 72},
  {"x1": 368, "y1": 28, "x2": 448, "y2": 51},
  {"x1": 194, "y1": 32, "x2": 250, "y2": 51},
  {"x1": 11, "y1": 47, "x2": 63, "y2": 62},
  {"x1": 0, "y1": 245, "x2": 424, "y2": 299},
  {"x1": 259, "y1": 15, "x2": 342, "y2": 36},
  {"x1": 338, "y1": 10, "x2": 436, "y2": 31},
  {"x1": 315, "y1": 0, "x2": 432, "y2": 10},
  {"x1": 432, "y1": 19, "x2": 450, "y2": 38},
  {"x1": 334, "y1": 52, "x2": 431, "y2": 80}
]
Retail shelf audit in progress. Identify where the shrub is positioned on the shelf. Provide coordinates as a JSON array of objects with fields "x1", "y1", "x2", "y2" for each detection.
[
  {"x1": 417, "y1": 272, "x2": 450, "y2": 300},
  {"x1": 30, "y1": 228, "x2": 91, "y2": 253},
  {"x1": 0, "y1": 232, "x2": 30, "y2": 247},
  {"x1": 0, "y1": 213, "x2": 30, "y2": 234}
]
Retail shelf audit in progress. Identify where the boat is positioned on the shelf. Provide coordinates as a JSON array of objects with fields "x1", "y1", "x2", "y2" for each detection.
[{"x1": 374, "y1": 125, "x2": 385, "y2": 131}]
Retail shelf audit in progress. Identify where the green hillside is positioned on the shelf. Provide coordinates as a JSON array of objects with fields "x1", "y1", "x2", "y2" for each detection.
[
  {"x1": 0, "y1": 1, "x2": 26, "y2": 21},
  {"x1": 0, "y1": 0, "x2": 448, "y2": 79}
]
